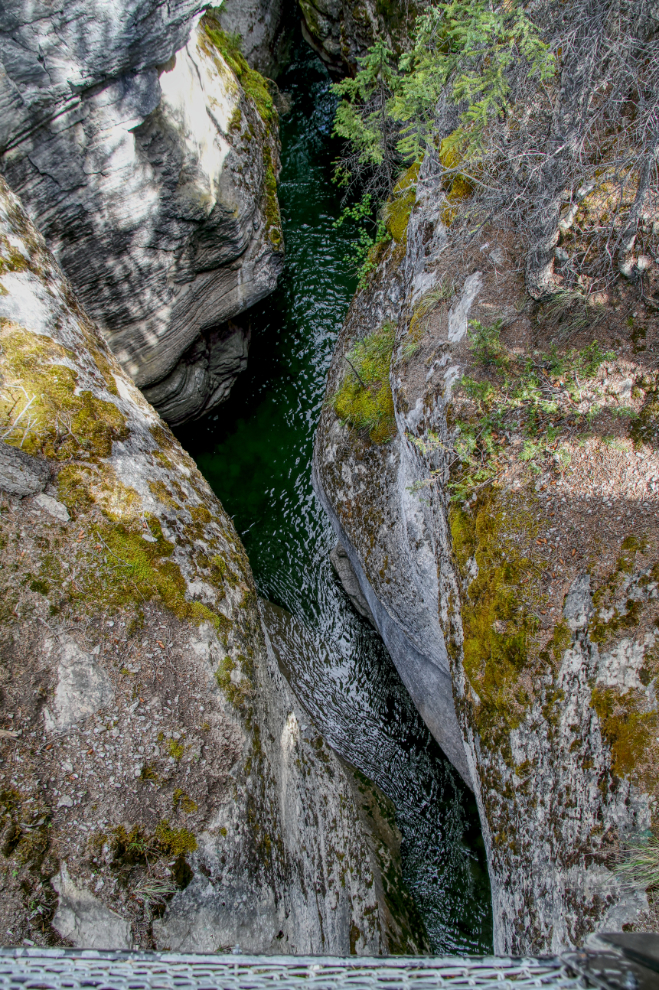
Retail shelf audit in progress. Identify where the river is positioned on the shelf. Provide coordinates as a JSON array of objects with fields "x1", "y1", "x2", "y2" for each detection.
[{"x1": 175, "y1": 39, "x2": 492, "y2": 954}]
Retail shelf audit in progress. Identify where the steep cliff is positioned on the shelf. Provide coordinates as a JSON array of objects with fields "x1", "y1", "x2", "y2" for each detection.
[
  {"x1": 0, "y1": 2, "x2": 283, "y2": 426},
  {"x1": 0, "y1": 176, "x2": 421, "y2": 955},
  {"x1": 314, "y1": 151, "x2": 659, "y2": 951}
]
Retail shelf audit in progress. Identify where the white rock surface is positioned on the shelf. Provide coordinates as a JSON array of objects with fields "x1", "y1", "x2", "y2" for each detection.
[{"x1": 52, "y1": 864, "x2": 133, "y2": 950}]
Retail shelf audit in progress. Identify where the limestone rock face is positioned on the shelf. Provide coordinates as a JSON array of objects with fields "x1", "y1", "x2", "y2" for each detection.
[
  {"x1": 312, "y1": 194, "x2": 473, "y2": 787},
  {"x1": 0, "y1": 177, "x2": 418, "y2": 955},
  {"x1": 314, "y1": 151, "x2": 659, "y2": 951},
  {"x1": 0, "y1": 4, "x2": 284, "y2": 425}
]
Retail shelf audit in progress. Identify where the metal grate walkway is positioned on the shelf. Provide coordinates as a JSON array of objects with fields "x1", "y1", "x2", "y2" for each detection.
[{"x1": 0, "y1": 949, "x2": 584, "y2": 990}]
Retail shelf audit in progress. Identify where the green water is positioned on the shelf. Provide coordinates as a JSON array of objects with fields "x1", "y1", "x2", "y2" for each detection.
[{"x1": 175, "y1": 42, "x2": 492, "y2": 954}]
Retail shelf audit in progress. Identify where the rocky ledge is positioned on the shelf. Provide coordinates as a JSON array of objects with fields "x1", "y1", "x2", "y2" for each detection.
[
  {"x1": 314, "y1": 152, "x2": 659, "y2": 952},
  {"x1": 0, "y1": 1, "x2": 284, "y2": 425},
  {"x1": 0, "y1": 176, "x2": 422, "y2": 955}
]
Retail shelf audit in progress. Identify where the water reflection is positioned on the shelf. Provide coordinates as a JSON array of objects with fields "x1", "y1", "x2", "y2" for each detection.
[{"x1": 175, "y1": 39, "x2": 492, "y2": 953}]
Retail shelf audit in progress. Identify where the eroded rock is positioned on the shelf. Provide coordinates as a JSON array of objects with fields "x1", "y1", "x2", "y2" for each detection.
[
  {"x1": 0, "y1": 442, "x2": 50, "y2": 497},
  {"x1": 0, "y1": 4, "x2": 284, "y2": 425},
  {"x1": 330, "y1": 542, "x2": 375, "y2": 625},
  {"x1": 52, "y1": 864, "x2": 132, "y2": 950},
  {"x1": 298, "y1": 0, "x2": 420, "y2": 74}
]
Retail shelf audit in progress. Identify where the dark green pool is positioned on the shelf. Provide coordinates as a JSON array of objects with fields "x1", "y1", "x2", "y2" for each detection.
[{"x1": 175, "y1": 42, "x2": 492, "y2": 954}]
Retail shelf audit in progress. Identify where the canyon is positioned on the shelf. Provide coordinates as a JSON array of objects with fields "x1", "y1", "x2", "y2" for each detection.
[{"x1": 1, "y1": 0, "x2": 657, "y2": 958}]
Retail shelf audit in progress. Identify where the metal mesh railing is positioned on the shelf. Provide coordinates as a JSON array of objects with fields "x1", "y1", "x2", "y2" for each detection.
[{"x1": 0, "y1": 949, "x2": 584, "y2": 990}]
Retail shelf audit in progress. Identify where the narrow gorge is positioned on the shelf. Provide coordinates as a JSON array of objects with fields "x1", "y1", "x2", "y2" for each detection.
[{"x1": 0, "y1": 0, "x2": 657, "y2": 962}]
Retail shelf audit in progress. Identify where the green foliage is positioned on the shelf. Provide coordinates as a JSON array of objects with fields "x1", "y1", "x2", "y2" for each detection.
[
  {"x1": 333, "y1": 41, "x2": 400, "y2": 173},
  {"x1": 468, "y1": 319, "x2": 505, "y2": 367},
  {"x1": 615, "y1": 832, "x2": 659, "y2": 890},
  {"x1": 333, "y1": 324, "x2": 397, "y2": 443},
  {"x1": 392, "y1": 0, "x2": 553, "y2": 164},
  {"x1": 331, "y1": 1, "x2": 553, "y2": 202},
  {"x1": 333, "y1": 194, "x2": 392, "y2": 288},
  {"x1": 448, "y1": 332, "x2": 617, "y2": 500}
]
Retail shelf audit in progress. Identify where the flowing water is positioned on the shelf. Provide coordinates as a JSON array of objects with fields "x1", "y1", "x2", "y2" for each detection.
[{"x1": 175, "y1": 42, "x2": 492, "y2": 954}]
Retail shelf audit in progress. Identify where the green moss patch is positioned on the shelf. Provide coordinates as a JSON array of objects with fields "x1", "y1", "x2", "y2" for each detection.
[
  {"x1": 201, "y1": 14, "x2": 275, "y2": 127},
  {"x1": 450, "y1": 489, "x2": 546, "y2": 756},
  {"x1": 0, "y1": 324, "x2": 128, "y2": 460},
  {"x1": 215, "y1": 654, "x2": 253, "y2": 710},
  {"x1": 591, "y1": 685, "x2": 659, "y2": 785},
  {"x1": 333, "y1": 324, "x2": 396, "y2": 444},
  {"x1": 384, "y1": 162, "x2": 420, "y2": 244},
  {"x1": 262, "y1": 146, "x2": 283, "y2": 249}
]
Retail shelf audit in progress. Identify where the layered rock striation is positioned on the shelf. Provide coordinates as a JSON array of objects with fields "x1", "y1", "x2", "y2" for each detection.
[
  {"x1": 0, "y1": 2, "x2": 284, "y2": 425},
  {"x1": 314, "y1": 152, "x2": 659, "y2": 951},
  {"x1": 0, "y1": 176, "x2": 420, "y2": 954}
]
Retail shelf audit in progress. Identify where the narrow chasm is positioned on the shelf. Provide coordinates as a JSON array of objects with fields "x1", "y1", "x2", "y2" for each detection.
[{"x1": 175, "y1": 43, "x2": 492, "y2": 952}]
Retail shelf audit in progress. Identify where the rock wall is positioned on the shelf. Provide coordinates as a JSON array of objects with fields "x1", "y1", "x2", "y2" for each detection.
[
  {"x1": 314, "y1": 152, "x2": 659, "y2": 951},
  {"x1": 0, "y1": 175, "x2": 421, "y2": 955},
  {"x1": 0, "y1": 2, "x2": 284, "y2": 426},
  {"x1": 215, "y1": 0, "x2": 294, "y2": 78},
  {"x1": 298, "y1": 0, "x2": 419, "y2": 74},
  {"x1": 312, "y1": 201, "x2": 472, "y2": 788}
]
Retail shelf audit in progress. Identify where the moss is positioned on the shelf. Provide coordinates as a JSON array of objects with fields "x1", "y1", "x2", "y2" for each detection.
[
  {"x1": 29, "y1": 577, "x2": 50, "y2": 595},
  {"x1": 591, "y1": 685, "x2": 659, "y2": 785},
  {"x1": 538, "y1": 621, "x2": 571, "y2": 668},
  {"x1": 384, "y1": 162, "x2": 420, "y2": 243},
  {"x1": 262, "y1": 146, "x2": 283, "y2": 249},
  {"x1": 201, "y1": 14, "x2": 275, "y2": 126},
  {"x1": 53, "y1": 513, "x2": 230, "y2": 632},
  {"x1": 450, "y1": 489, "x2": 545, "y2": 754},
  {"x1": 0, "y1": 324, "x2": 129, "y2": 460},
  {"x1": 0, "y1": 789, "x2": 51, "y2": 871},
  {"x1": 166, "y1": 737, "x2": 185, "y2": 761},
  {"x1": 215, "y1": 655, "x2": 253, "y2": 710},
  {"x1": 58, "y1": 463, "x2": 139, "y2": 522},
  {"x1": 229, "y1": 106, "x2": 242, "y2": 131},
  {"x1": 333, "y1": 323, "x2": 396, "y2": 444},
  {"x1": 104, "y1": 822, "x2": 197, "y2": 873},
  {"x1": 172, "y1": 789, "x2": 198, "y2": 814},
  {"x1": 589, "y1": 535, "x2": 650, "y2": 643}
]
